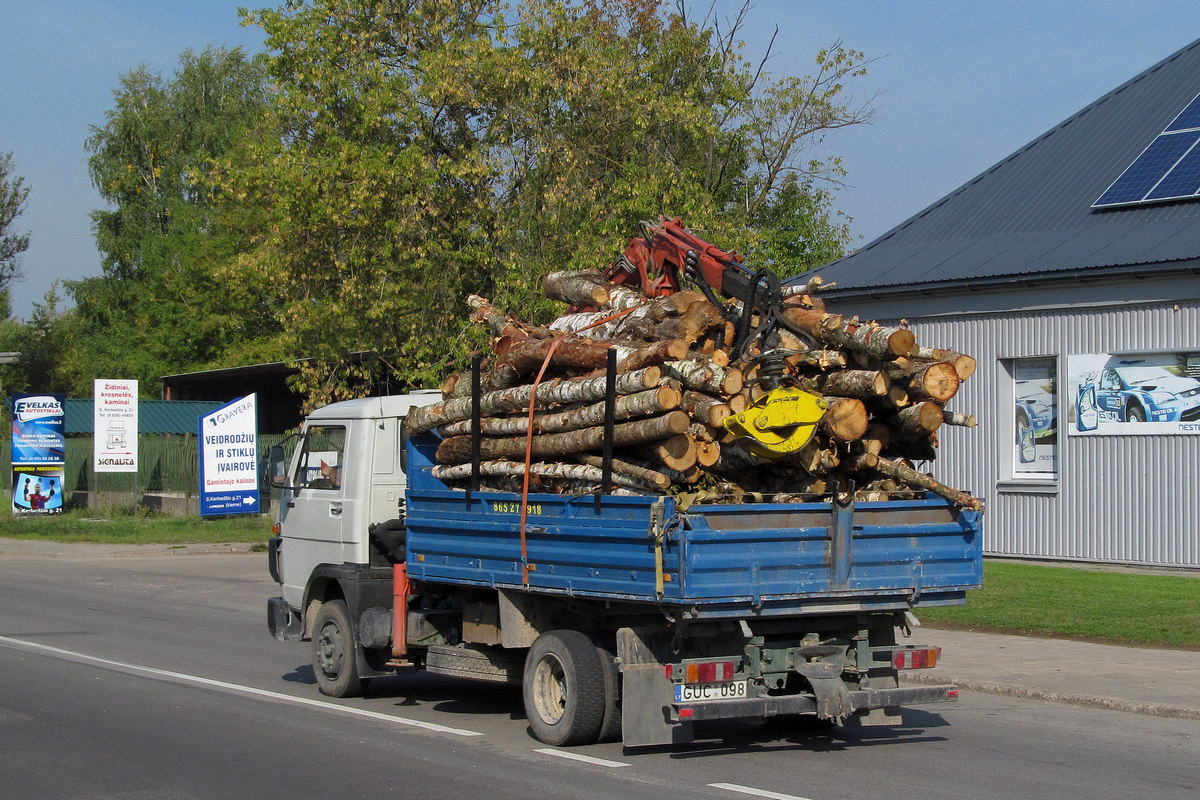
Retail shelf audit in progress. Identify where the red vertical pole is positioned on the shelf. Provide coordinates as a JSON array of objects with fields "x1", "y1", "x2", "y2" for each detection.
[{"x1": 392, "y1": 563, "x2": 410, "y2": 658}]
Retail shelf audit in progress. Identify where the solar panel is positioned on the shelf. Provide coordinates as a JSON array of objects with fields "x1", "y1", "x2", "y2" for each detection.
[
  {"x1": 1165, "y1": 93, "x2": 1200, "y2": 132},
  {"x1": 1093, "y1": 92, "x2": 1200, "y2": 209},
  {"x1": 1145, "y1": 141, "x2": 1200, "y2": 200}
]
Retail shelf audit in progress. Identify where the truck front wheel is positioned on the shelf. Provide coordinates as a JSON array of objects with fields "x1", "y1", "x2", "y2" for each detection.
[
  {"x1": 312, "y1": 599, "x2": 364, "y2": 698},
  {"x1": 523, "y1": 630, "x2": 606, "y2": 746}
]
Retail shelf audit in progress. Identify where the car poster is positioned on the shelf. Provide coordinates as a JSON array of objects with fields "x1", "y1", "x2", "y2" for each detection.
[
  {"x1": 198, "y1": 394, "x2": 260, "y2": 516},
  {"x1": 10, "y1": 392, "x2": 66, "y2": 514},
  {"x1": 1013, "y1": 360, "x2": 1057, "y2": 474},
  {"x1": 1068, "y1": 351, "x2": 1200, "y2": 435}
]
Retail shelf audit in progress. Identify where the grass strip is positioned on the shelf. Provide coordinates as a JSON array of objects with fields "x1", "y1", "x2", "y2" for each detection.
[
  {"x1": 921, "y1": 561, "x2": 1200, "y2": 650},
  {"x1": 0, "y1": 509, "x2": 272, "y2": 545}
]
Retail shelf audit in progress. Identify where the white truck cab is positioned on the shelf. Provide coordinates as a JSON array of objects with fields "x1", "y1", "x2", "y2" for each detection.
[{"x1": 266, "y1": 391, "x2": 440, "y2": 689}]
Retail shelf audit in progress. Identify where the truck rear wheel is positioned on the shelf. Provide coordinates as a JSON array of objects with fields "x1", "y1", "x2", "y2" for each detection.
[
  {"x1": 523, "y1": 630, "x2": 605, "y2": 746},
  {"x1": 312, "y1": 599, "x2": 364, "y2": 698}
]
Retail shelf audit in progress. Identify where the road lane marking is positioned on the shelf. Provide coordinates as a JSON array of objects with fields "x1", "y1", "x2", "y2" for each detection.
[
  {"x1": 533, "y1": 748, "x2": 630, "y2": 768},
  {"x1": 0, "y1": 634, "x2": 483, "y2": 738},
  {"x1": 709, "y1": 784, "x2": 813, "y2": 800}
]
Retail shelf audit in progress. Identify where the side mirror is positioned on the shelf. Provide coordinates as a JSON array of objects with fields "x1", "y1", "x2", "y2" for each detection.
[{"x1": 269, "y1": 445, "x2": 288, "y2": 487}]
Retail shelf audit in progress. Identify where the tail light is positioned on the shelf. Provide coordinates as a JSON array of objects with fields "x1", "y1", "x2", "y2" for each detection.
[
  {"x1": 893, "y1": 646, "x2": 940, "y2": 670},
  {"x1": 665, "y1": 660, "x2": 737, "y2": 684}
]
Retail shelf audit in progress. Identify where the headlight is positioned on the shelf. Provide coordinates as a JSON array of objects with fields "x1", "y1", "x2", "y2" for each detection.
[{"x1": 1148, "y1": 391, "x2": 1177, "y2": 405}]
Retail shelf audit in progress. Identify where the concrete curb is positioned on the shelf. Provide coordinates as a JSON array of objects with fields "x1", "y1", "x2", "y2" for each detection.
[
  {"x1": 903, "y1": 670, "x2": 1200, "y2": 721},
  {"x1": 0, "y1": 539, "x2": 260, "y2": 559}
]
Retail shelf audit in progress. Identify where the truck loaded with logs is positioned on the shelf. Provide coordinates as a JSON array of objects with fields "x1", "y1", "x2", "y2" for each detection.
[{"x1": 265, "y1": 217, "x2": 984, "y2": 747}]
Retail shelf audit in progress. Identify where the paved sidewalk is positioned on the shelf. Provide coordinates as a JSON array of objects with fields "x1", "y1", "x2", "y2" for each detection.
[
  {"x1": 0, "y1": 538, "x2": 256, "y2": 559},
  {"x1": 904, "y1": 626, "x2": 1200, "y2": 721},
  {"x1": 2, "y1": 538, "x2": 1197, "y2": 721}
]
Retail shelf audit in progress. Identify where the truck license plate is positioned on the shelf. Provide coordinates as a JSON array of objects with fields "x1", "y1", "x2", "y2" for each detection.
[{"x1": 674, "y1": 681, "x2": 749, "y2": 702}]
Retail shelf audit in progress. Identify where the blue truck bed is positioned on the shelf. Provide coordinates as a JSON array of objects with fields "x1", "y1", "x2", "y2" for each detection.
[{"x1": 403, "y1": 436, "x2": 983, "y2": 618}]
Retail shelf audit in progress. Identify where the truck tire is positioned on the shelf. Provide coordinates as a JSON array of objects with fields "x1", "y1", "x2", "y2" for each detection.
[
  {"x1": 593, "y1": 642, "x2": 622, "y2": 744},
  {"x1": 311, "y1": 599, "x2": 364, "y2": 698},
  {"x1": 523, "y1": 630, "x2": 606, "y2": 746}
]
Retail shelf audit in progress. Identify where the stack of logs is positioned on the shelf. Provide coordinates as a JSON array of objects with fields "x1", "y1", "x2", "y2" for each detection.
[{"x1": 406, "y1": 269, "x2": 984, "y2": 511}]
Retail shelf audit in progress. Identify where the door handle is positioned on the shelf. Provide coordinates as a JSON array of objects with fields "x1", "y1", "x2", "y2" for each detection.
[{"x1": 330, "y1": 504, "x2": 342, "y2": 517}]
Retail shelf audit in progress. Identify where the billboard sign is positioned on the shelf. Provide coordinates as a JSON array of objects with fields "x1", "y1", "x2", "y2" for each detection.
[
  {"x1": 12, "y1": 464, "x2": 64, "y2": 513},
  {"x1": 11, "y1": 392, "x2": 66, "y2": 514},
  {"x1": 94, "y1": 379, "x2": 139, "y2": 472},
  {"x1": 11, "y1": 393, "x2": 65, "y2": 464},
  {"x1": 1067, "y1": 351, "x2": 1200, "y2": 435},
  {"x1": 198, "y1": 394, "x2": 260, "y2": 516}
]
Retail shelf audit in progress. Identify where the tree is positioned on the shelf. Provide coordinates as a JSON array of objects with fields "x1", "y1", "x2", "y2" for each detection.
[
  {"x1": 75, "y1": 46, "x2": 275, "y2": 392},
  {"x1": 227, "y1": 0, "x2": 875, "y2": 406},
  {"x1": 0, "y1": 151, "x2": 31, "y2": 290}
]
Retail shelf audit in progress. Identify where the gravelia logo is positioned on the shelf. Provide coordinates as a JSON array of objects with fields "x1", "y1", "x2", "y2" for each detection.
[{"x1": 15, "y1": 396, "x2": 64, "y2": 422}]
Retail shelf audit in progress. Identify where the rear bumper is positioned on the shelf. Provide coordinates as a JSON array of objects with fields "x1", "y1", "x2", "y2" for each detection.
[{"x1": 668, "y1": 684, "x2": 958, "y2": 723}]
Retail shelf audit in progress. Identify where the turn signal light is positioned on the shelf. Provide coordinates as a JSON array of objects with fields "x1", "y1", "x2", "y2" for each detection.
[{"x1": 893, "y1": 647, "x2": 940, "y2": 670}]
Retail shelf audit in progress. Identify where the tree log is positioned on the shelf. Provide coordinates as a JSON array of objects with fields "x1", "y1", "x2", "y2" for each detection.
[
  {"x1": 438, "y1": 386, "x2": 682, "y2": 437},
  {"x1": 488, "y1": 335, "x2": 613, "y2": 390},
  {"x1": 654, "y1": 301, "x2": 726, "y2": 344},
  {"x1": 796, "y1": 369, "x2": 890, "y2": 398},
  {"x1": 543, "y1": 270, "x2": 611, "y2": 308},
  {"x1": 576, "y1": 454, "x2": 672, "y2": 490},
  {"x1": 817, "y1": 397, "x2": 869, "y2": 442},
  {"x1": 913, "y1": 346, "x2": 977, "y2": 381},
  {"x1": 890, "y1": 401, "x2": 944, "y2": 437},
  {"x1": 942, "y1": 409, "x2": 978, "y2": 428},
  {"x1": 633, "y1": 433, "x2": 698, "y2": 471},
  {"x1": 436, "y1": 410, "x2": 690, "y2": 464},
  {"x1": 779, "y1": 307, "x2": 844, "y2": 342},
  {"x1": 681, "y1": 390, "x2": 731, "y2": 427},
  {"x1": 432, "y1": 460, "x2": 648, "y2": 492},
  {"x1": 615, "y1": 339, "x2": 689, "y2": 372},
  {"x1": 889, "y1": 361, "x2": 960, "y2": 403},
  {"x1": 866, "y1": 456, "x2": 984, "y2": 511},
  {"x1": 663, "y1": 359, "x2": 743, "y2": 395},
  {"x1": 827, "y1": 319, "x2": 916, "y2": 359},
  {"x1": 407, "y1": 366, "x2": 662, "y2": 433},
  {"x1": 786, "y1": 349, "x2": 849, "y2": 370}
]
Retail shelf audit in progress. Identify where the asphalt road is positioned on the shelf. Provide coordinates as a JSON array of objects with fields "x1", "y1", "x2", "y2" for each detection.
[{"x1": 0, "y1": 552, "x2": 1195, "y2": 800}]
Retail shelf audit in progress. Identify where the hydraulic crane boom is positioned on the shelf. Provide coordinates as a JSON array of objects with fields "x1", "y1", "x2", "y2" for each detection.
[{"x1": 604, "y1": 216, "x2": 827, "y2": 458}]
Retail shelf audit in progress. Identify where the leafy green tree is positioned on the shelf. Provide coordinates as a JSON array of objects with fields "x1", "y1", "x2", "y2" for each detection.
[
  {"x1": 75, "y1": 46, "x2": 274, "y2": 393},
  {"x1": 228, "y1": 0, "x2": 874, "y2": 405},
  {"x1": 0, "y1": 151, "x2": 31, "y2": 290}
]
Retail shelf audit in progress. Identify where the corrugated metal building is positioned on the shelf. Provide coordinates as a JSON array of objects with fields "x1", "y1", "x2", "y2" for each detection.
[{"x1": 806, "y1": 40, "x2": 1200, "y2": 567}]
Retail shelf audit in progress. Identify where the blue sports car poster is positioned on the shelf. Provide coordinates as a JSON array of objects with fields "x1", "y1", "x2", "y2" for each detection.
[{"x1": 1068, "y1": 352, "x2": 1200, "y2": 435}]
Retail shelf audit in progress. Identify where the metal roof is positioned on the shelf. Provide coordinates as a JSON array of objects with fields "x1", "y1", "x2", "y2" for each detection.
[
  {"x1": 808, "y1": 38, "x2": 1200, "y2": 295},
  {"x1": 62, "y1": 399, "x2": 222, "y2": 435}
]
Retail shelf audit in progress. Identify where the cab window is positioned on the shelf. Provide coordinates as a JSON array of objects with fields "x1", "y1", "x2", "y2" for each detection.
[{"x1": 295, "y1": 424, "x2": 346, "y2": 490}]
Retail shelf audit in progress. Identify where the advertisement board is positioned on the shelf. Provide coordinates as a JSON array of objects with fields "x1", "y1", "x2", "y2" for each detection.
[
  {"x1": 1067, "y1": 351, "x2": 1200, "y2": 435},
  {"x1": 94, "y1": 379, "x2": 139, "y2": 472},
  {"x1": 11, "y1": 393, "x2": 66, "y2": 464},
  {"x1": 11, "y1": 392, "x2": 66, "y2": 514},
  {"x1": 12, "y1": 464, "x2": 64, "y2": 512},
  {"x1": 198, "y1": 394, "x2": 260, "y2": 516},
  {"x1": 1013, "y1": 359, "x2": 1058, "y2": 474}
]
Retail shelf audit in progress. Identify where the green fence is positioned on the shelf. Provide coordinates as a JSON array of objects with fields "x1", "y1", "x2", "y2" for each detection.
[{"x1": 1, "y1": 434, "x2": 289, "y2": 510}]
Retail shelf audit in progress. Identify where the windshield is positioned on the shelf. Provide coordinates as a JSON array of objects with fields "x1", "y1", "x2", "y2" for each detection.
[{"x1": 1114, "y1": 366, "x2": 1174, "y2": 385}]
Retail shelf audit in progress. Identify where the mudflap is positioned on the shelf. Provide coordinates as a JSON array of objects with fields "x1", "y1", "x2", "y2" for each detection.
[{"x1": 617, "y1": 627, "x2": 694, "y2": 747}]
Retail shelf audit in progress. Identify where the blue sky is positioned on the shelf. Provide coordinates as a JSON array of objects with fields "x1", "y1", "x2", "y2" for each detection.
[{"x1": 2, "y1": 1, "x2": 1197, "y2": 318}]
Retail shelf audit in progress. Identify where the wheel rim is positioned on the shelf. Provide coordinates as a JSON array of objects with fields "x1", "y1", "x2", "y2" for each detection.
[
  {"x1": 530, "y1": 652, "x2": 568, "y2": 726},
  {"x1": 316, "y1": 620, "x2": 345, "y2": 680}
]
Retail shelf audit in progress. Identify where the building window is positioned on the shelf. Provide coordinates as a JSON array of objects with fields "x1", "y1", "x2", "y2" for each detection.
[{"x1": 1011, "y1": 358, "x2": 1058, "y2": 479}]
